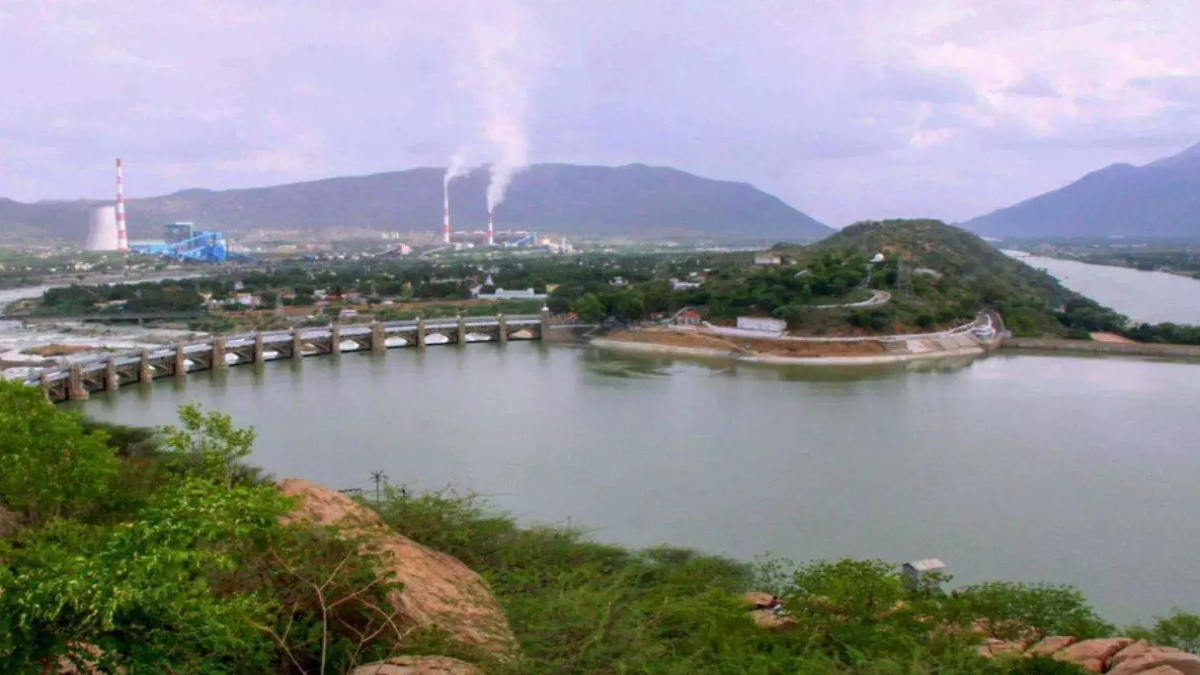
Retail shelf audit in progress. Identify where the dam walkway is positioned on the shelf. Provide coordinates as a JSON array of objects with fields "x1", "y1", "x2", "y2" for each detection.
[{"x1": 25, "y1": 313, "x2": 563, "y2": 402}]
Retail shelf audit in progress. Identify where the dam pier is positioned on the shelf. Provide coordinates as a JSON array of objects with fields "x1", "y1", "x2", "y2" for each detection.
[{"x1": 27, "y1": 313, "x2": 561, "y2": 402}]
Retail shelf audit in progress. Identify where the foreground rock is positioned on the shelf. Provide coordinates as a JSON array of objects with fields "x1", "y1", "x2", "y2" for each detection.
[
  {"x1": 278, "y1": 479, "x2": 516, "y2": 658},
  {"x1": 979, "y1": 636, "x2": 1200, "y2": 675},
  {"x1": 350, "y1": 656, "x2": 481, "y2": 675}
]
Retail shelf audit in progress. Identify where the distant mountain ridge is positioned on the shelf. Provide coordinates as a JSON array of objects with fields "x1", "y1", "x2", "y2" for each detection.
[
  {"x1": 963, "y1": 141, "x2": 1200, "y2": 238},
  {"x1": 0, "y1": 163, "x2": 831, "y2": 242}
]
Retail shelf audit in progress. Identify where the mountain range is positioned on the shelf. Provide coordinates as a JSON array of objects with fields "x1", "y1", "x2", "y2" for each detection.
[
  {"x1": 0, "y1": 163, "x2": 832, "y2": 242},
  {"x1": 963, "y1": 141, "x2": 1200, "y2": 238}
]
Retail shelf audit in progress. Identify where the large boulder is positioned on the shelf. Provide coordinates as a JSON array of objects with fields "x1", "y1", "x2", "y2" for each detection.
[
  {"x1": 1054, "y1": 638, "x2": 1132, "y2": 673},
  {"x1": 277, "y1": 479, "x2": 516, "y2": 658},
  {"x1": 349, "y1": 655, "x2": 481, "y2": 675},
  {"x1": 977, "y1": 633, "x2": 1200, "y2": 675},
  {"x1": 1107, "y1": 649, "x2": 1200, "y2": 675}
]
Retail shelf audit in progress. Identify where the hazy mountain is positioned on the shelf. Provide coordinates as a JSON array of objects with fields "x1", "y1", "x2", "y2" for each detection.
[
  {"x1": 963, "y1": 141, "x2": 1200, "y2": 238},
  {"x1": 0, "y1": 163, "x2": 830, "y2": 242}
]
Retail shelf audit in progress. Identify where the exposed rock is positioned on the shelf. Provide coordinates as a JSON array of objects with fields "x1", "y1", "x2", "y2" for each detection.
[
  {"x1": 749, "y1": 608, "x2": 797, "y2": 630},
  {"x1": 742, "y1": 591, "x2": 776, "y2": 609},
  {"x1": 1107, "y1": 650, "x2": 1200, "y2": 675},
  {"x1": 349, "y1": 656, "x2": 481, "y2": 675},
  {"x1": 1027, "y1": 636, "x2": 1077, "y2": 657},
  {"x1": 1110, "y1": 641, "x2": 1157, "y2": 669},
  {"x1": 1054, "y1": 638, "x2": 1132, "y2": 673},
  {"x1": 1135, "y1": 666, "x2": 1191, "y2": 675},
  {"x1": 277, "y1": 479, "x2": 516, "y2": 658},
  {"x1": 978, "y1": 639, "x2": 1026, "y2": 658}
]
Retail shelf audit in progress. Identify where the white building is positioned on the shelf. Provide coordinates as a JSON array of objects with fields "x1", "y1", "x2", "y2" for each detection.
[
  {"x1": 753, "y1": 253, "x2": 782, "y2": 266},
  {"x1": 736, "y1": 317, "x2": 787, "y2": 333}
]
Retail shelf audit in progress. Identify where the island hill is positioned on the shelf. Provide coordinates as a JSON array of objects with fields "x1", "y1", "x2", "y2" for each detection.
[{"x1": 588, "y1": 219, "x2": 1136, "y2": 363}]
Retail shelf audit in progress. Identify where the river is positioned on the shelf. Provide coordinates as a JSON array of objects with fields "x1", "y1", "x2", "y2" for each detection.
[
  {"x1": 76, "y1": 343, "x2": 1200, "y2": 625},
  {"x1": 1012, "y1": 252, "x2": 1200, "y2": 325}
]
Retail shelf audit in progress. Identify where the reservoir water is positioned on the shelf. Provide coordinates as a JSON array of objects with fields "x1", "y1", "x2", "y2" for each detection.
[
  {"x1": 77, "y1": 344, "x2": 1200, "y2": 625},
  {"x1": 1014, "y1": 253, "x2": 1200, "y2": 325},
  {"x1": 59, "y1": 257, "x2": 1200, "y2": 626}
]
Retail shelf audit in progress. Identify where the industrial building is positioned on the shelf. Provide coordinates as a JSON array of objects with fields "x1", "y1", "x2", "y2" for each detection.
[
  {"x1": 130, "y1": 222, "x2": 255, "y2": 263},
  {"x1": 84, "y1": 206, "x2": 120, "y2": 251}
]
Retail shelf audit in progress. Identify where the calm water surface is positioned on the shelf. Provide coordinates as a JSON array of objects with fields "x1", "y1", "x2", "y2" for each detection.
[
  {"x1": 78, "y1": 344, "x2": 1200, "y2": 625},
  {"x1": 1013, "y1": 252, "x2": 1200, "y2": 325}
]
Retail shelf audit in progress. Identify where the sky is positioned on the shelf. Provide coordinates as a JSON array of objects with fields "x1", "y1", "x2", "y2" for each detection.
[{"x1": 1, "y1": 0, "x2": 1199, "y2": 226}]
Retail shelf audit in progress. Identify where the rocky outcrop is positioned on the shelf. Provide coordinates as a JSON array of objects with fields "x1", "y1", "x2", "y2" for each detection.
[
  {"x1": 349, "y1": 656, "x2": 481, "y2": 675},
  {"x1": 277, "y1": 479, "x2": 516, "y2": 658},
  {"x1": 979, "y1": 637, "x2": 1200, "y2": 675}
]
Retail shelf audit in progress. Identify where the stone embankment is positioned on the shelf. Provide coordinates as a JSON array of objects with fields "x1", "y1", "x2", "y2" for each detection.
[
  {"x1": 592, "y1": 328, "x2": 991, "y2": 366},
  {"x1": 1002, "y1": 338, "x2": 1200, "y2": 359}
]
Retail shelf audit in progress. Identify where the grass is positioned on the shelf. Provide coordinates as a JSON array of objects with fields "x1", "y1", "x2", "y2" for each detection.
[{"x1": 367, "y1": 486, "x2": 1098, "y2": 675}]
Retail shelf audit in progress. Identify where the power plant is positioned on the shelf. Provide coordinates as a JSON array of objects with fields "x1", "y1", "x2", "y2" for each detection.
[
  {"x1": 84, "y1": 206, "x2": 120, "y2": 251},
  {"x1": 85, "y1": 158, "x2": 251, "y2": 263},
  {"x1": 130, "y1": 222, "x2": 256, "y2": 263}
]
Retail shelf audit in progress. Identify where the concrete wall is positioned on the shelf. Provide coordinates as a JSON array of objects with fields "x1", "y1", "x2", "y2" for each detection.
[{"x1": 1001, "y1": 338, "x2": 1200, "y2": 359}]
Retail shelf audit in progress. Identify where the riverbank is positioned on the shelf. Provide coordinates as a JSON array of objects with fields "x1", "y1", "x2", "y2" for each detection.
[
  {"x1": 591, "y1": 327, "x2": 990, "y2": 366},
  {"x1": 1002, "y1": 338, "x2": 1200, "y2": 359}
]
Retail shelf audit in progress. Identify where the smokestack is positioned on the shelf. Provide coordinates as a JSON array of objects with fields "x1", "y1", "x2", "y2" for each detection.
[
  {"x1": 115, "y1": 158, "x2": 129, "y2": 252},
  {"x1": 443, "y1": 182, "x2": 452, "y2": 244},
  {"x1": 487, "y1": 210, "x2": 495, "y2": 247}
]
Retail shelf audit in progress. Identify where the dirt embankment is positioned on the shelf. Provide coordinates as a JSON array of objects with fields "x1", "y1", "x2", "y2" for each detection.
[
  {"x1": 21, "y1": 344, "x2": 105, "y2": 357},
  {"x1": 605, "y1": 329, "x2": 887, "y2": 357}
]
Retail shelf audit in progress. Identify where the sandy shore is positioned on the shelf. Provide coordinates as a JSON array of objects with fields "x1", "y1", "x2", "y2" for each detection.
[{"x1": 590, "y1": 337, "x2": 985, "y2": 366}]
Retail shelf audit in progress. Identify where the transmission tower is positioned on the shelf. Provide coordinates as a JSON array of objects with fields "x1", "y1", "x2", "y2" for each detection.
[{"x1": 896, "y1": 261, "x2": 915, "y2": 298}]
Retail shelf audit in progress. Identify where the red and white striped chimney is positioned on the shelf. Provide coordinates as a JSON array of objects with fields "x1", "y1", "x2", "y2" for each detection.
[{"x1": 115, "y1": 158, "x2": 129, "y2": 252}]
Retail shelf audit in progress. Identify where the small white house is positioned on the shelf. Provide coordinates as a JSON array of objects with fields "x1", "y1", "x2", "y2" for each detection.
[
  {"x1": 753, "y1": 253, "x2": 782, "y2": 266},
  {"x1": 901, "y1": 558, "x2": 945, "y2": 590},
  {"x1": 736, "y1": 317, "x2": 787, "y2": 333}
]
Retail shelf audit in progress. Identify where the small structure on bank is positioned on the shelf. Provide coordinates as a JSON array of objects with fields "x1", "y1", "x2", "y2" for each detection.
[{"x1": 901, "y1": 558, "x2": 945, "y2": 591}]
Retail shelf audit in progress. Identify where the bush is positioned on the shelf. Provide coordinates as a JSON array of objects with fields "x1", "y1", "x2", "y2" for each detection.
[{"x1": 0, "y1": 380, "x2": 120, "y2": 527}]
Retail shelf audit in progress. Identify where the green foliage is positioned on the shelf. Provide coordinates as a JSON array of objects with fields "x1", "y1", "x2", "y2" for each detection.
[
  {"x1": 1126, "y1": 610, "x2": 1200, "y2": 654},
  {"x1": 371, "y1": 487, "x2": 1120, "y2": 675},
  {"x1": 947, "y1": 582, "x2": 1114, "y2": 641},
  {"x1": 160, "y1": 403, "x2": 258, "y2": 489},
  {"x1": 0, "y1": 380, "x2": 119, "y2": 527}
]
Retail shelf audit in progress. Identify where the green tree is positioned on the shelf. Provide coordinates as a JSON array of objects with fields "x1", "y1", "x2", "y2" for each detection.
[
  {"x1": 159, "y1": 404, "x2": 256, "y2": 490},
  {"x1": 0, "y1": 380, "x2": 119, "y2": 527},
  {"x1": 1127, "y1": 610, "x2": 1200, "y2": 654},
  {"x1": 573, "y1": 293, "x2": 605, "y2": 323}
]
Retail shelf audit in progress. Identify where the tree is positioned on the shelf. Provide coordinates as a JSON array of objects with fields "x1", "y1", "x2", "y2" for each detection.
[
  {"x1": 1127, "y1": 610, "x2": 1200, "y2": 654},
  {"x1": 159, "y1": 404, "x2": 256, "y2": 490},
  {"x1": 573, "y1": 293, "x2": 605, "y2": 323},
  {"x1": 0, "y1": 380, "x2": 119, "y2": 527}
]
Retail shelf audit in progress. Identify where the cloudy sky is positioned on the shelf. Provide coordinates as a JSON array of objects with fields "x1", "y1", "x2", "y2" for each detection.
[{"x1": 2, "y1": 0, "x2": 1198, "y2": 226}]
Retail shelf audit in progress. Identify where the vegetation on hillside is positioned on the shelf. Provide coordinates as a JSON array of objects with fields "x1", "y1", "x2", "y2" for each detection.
[
  {"x1": 3, "y1": 379, "x2": 1198, "y2": 672},
  {"x1": 17, "y1": 221, "x2": 1200, "y2": 343}
]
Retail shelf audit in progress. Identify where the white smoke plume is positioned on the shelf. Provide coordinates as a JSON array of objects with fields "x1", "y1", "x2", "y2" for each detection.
[
  {"x1": 443, "y1": 151, "x2": 473, "y2": 188},
  {"x1": 472, "y1": 5, "x2": 529, "y2": 214}
]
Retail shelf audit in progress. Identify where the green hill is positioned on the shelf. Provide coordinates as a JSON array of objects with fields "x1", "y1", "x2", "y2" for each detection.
[{"x1": 765, "y1": 219, "x2": 1125, "y2": 336}]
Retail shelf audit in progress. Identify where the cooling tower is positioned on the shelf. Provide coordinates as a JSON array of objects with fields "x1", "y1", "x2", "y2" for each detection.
[{"x1": 85, "y1": 206, "x2": 120, "y2": 251}]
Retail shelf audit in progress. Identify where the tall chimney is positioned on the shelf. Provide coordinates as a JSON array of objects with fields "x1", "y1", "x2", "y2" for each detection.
[
  {"x1": 115, "y1": 158, "x2": 129, "y2": 252},
  {"x1": 442, "y1": 182, "x2": 451, "y2": 245},
  {"x1": 487, "y1": 210, "x2": 495, "y2": 247}
]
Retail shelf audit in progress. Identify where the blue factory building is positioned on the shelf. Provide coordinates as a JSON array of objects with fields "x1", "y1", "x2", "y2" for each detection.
[{"x1": 130, "y1": 222, "x2": 254, "y2": 263}]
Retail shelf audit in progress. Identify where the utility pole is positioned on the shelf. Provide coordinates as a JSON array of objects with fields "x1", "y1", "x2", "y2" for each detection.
[{"x1": 369, "y1": 470, "x2": 388, "y2": 502}]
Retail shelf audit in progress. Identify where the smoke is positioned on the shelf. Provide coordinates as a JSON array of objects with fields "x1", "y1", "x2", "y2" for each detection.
[
  {"x1": 465, "y1": 3, "x2": 530, "y2": 215},
  {"x1": 443, "y1": 151, "x2": 473, "y2": 188}
]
